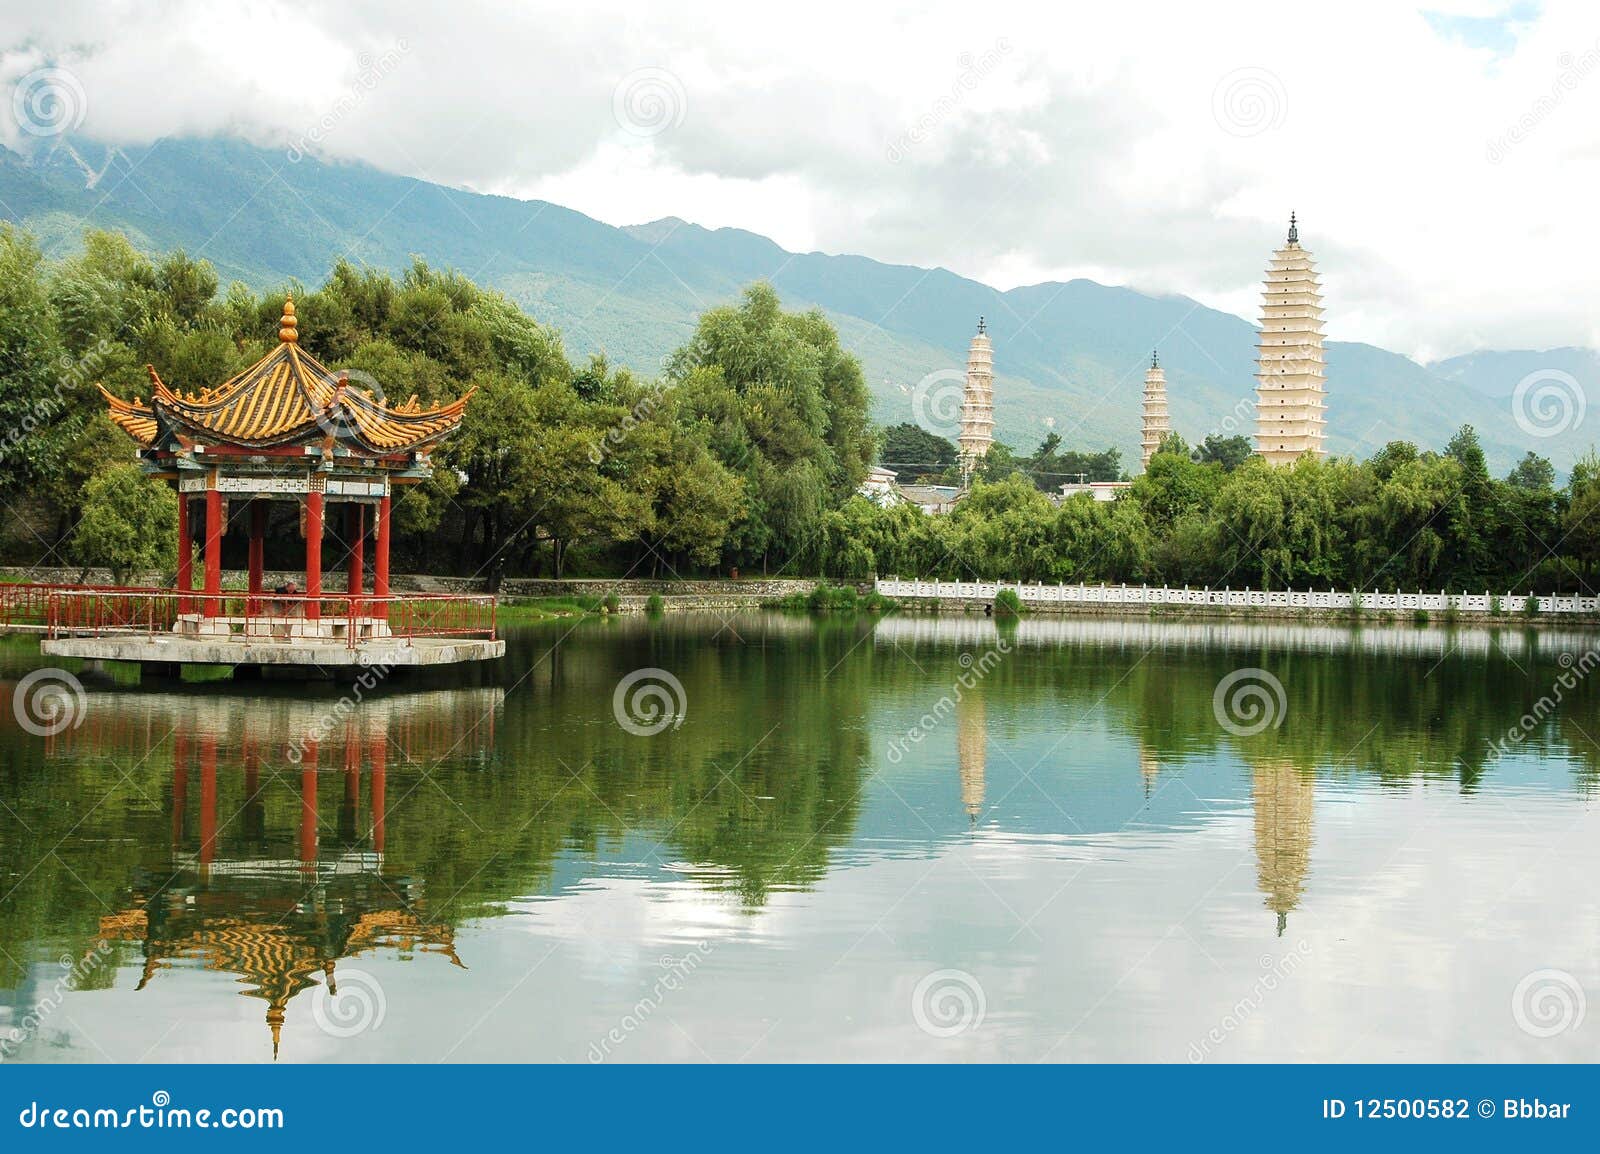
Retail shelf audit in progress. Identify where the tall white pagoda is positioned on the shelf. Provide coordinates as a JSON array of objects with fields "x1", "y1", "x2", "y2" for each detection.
[
  {"x1": 1253, "y1": 213, "x2": 1327, "y2": 465},
  {"x1": 1140, "y1": 349, "x2": 1170, "y2": 471},
  {"x1": 957, "y1": 317, "x2": 995, "y2": 482}
]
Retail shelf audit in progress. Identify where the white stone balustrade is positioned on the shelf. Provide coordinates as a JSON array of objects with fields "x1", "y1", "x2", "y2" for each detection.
[{"x1": 873, "y1": 579, "x2": 1600, "y2": 616}]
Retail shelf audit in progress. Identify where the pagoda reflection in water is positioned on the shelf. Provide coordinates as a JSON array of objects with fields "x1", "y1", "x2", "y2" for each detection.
[{"x1": 46, "y1": 688, "x2": 503, "y2": 1058}]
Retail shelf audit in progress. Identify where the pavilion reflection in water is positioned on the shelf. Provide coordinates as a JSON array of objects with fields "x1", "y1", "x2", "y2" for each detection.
[{"x1": 46, "y1": 688, "x2": 503, "y2": 1058}]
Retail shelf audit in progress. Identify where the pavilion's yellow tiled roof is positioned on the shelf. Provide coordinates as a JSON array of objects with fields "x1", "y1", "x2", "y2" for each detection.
[
  {"x1": 101, "y1": 385, "x2": 159, "y2": 447},
  {"x1": 98, "y1": 297, "x2": 474, "y2": 454}
]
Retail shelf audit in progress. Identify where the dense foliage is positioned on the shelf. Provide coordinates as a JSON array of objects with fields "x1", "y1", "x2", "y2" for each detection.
[
  {"x1": 818, "y1": 429, "x2": 1590, "y2": 593},
  {"x1": 1, "y1": 226, "x2": 1594, "y2": 594},
  {"x1": 0, "y1": 228, "x2": 868, "y2": 582}
]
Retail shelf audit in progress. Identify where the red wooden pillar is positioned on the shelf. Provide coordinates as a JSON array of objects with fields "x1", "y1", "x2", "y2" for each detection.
[
  {"x1": 300, "y1": 741, "x2": 319, "y2": 869},
  {"x1": 368, "y1": 737, "x2": 386, "y2": 854},
  {"x1": 374, "y1": 494, "x2": 391, "y2": 620},
  {"x1": 176, "y1": 493, "x2": 193, "y2": 615},
  {"x1": 347, "y1": 504, "x2": 365, "y2": 609},
  {"x1": 247, "y1": 500, "x2": 266, "y2": 614},
  {"x1": 203, "y1": 488, "x2": 223, "y2": 618},
  {"x1": 199, "y1": 734, "x2": 218, "y2": 869},
  {"x1": 172, "y1": 733, "x2": 189, "y2": 846},
  {"x1": 305, "y1": 491, "x2": 323, "y2": 621}
]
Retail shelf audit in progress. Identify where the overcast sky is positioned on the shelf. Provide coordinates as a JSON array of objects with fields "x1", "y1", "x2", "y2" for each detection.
[{"x1": 2, "y1": 0, "x2": 1596, "y2": 359}]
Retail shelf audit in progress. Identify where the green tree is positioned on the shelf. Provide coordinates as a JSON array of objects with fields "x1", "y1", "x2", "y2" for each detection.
[{"x1": 70, "y1": 464, "x2": 178, "y2": 583}]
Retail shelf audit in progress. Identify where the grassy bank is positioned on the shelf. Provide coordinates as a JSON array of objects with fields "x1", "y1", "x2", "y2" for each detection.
[
  {"x1": 495, "y1": 594, "x2": 621, "y2": 621},
  {"x1": 761, "y1": 583, "x2": 899, "y2": 615}
]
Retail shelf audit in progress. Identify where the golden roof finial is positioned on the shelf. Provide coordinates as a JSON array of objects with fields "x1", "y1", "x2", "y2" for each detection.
[
  {"x1": 268, "y1": 1004, "x2": 284, "y2": 1060},
  {"x1": 279, "y1": 295, "x2": 299, "y2": 344}
]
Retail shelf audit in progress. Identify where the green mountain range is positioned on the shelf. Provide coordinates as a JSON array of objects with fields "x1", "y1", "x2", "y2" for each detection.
[{"x1": 3, "y1": 135, "x2": 1593, "y2": 474}]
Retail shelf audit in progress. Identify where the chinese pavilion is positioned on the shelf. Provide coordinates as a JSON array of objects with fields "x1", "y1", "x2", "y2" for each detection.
[
  {"x1": 51, "y1": 297, "x2": 503, "y2": 669},
  {"x1": 101, "y1": 296, "x2": 467, "y2": 625}
]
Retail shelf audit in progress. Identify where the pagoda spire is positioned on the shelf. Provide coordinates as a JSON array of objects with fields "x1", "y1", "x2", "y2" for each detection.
[
  {"x1": 1287, "y1": 211, "x2": 1298, "y2": 246},
  {"x1": 278, "y1": 296, "x2": 298, "y2": 344}
]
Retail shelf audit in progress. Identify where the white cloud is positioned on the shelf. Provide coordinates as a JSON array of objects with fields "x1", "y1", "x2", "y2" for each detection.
[{"x1": 1, "y1": 0, "x2": 1596, "y2": 356}]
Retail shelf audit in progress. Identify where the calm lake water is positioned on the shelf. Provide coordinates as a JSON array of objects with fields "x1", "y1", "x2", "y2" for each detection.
[{"x1": 2, "y1": 612, "x2": 1597, "y2": 1063}]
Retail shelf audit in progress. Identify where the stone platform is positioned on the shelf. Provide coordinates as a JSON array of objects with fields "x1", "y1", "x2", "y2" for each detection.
[{"x1": 40, "y1": 634, "x2": 505, "y2": 669}]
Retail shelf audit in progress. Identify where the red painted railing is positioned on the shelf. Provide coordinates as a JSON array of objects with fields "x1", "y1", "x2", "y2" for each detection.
[
  {"x1": 41, "y1": 589, "x2": 496, "y2": 647},
  {"x1": 1, "y1": 582, "x2": 172, "y2": 628}
]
